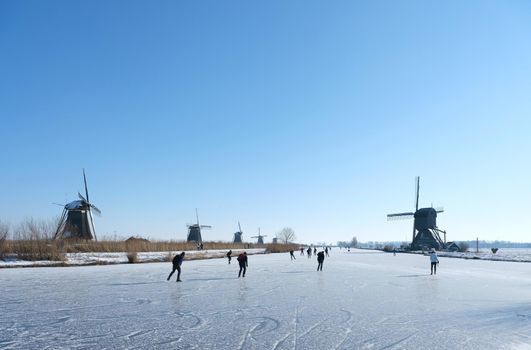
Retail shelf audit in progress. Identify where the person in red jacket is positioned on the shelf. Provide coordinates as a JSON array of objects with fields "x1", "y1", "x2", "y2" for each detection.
[{"x1": 237, "y1": 252, "x2": 248, "y2": 277}]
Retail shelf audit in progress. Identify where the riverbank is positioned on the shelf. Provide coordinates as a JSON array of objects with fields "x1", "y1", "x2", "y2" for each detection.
[{"x1": 0, "y1": 248, "x2": 267, "y2": 268}]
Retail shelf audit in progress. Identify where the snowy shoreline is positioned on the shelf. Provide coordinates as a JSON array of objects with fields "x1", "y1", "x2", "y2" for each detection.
[
  {"x1": 0, "y1": 248, "x2": 267, "y2": 268},
  {"x1": 399, "y1": 248, "x2": 531, "y2": 263},
  {"x1": 3, "y1": 247, "x2": 530, "y2": 268}
]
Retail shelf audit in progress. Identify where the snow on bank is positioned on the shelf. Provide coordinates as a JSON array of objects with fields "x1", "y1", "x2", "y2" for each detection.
[
  {"x1": 408, "y1": 248, "x2": 531, "y2": 263},
  {"x1": 0, "y1": 249, "x2": 266, "y2": 268},
  {"x1": 3, "y1": 248, "x2": 530, "y2": 268}
]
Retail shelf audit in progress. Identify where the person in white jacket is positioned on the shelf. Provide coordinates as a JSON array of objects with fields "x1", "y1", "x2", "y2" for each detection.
[{"x1": 429, "y1": 249, "x2": 439, "y2": 275}]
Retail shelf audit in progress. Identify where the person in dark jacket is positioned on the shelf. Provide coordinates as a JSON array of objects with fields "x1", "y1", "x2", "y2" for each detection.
[
  {"x1": 227, "y1": 250, "x2": 232, "y2": 264},
  {"x1": 325, "y1": 247, "x2": 329, "y2": 257},
  {"x1": 307, "y1": 247, "x2": 312, "y2": 258},
  {"x1": 313, "y1": 247, "x2": 317, "y2": 255},
  {"x1": 167, "y1": 252, "x2": 185, "y2": 282},
  {"x1": 317, "y1": 251, "x2": 325, "y2": 271},
  {"x1": 237, "y1": 252, "x2": 248, "y2": 277},
  {"x1": 290, "y1": 250, "x2": 296, "y2": 260},
  {"x1": 300, "y1": 247, "x2": 304, "y2": 256}
]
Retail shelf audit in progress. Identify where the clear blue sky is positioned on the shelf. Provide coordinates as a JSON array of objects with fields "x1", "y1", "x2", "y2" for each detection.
[{"x1": 1, "y1": 0, "x2": 530, "y2": 244}]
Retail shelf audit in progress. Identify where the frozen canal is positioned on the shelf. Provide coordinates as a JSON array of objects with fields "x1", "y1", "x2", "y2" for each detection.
[{"x1": 1, "y1": 249, "x2": 530, "y2": 349}]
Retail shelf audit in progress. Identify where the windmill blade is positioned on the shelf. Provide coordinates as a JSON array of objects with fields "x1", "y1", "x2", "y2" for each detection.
[
  {"x1": 90, "y1": 204, "x2": 102, "y2": 216},
  {"x1": 87, "y1": 207, "x2": 98, "y2": 241},
  {"x1": 78, "y1": 192, "x2": 87, "y2": 202},
  {"x1": 414, "y1": 176, "x2": 420, "y2": 211},
  {"x1": 387, "y1": 212, "x2": 414, "y2": 217},
  {"x1": 435, "y1": 206, "x2": 444, "y2": 213},
  {"x1": 262, "y1": 235, "x2": 268, "y2": 237},
  {"x1": 52, "y1": 202, "x2": 65, "y2": 207},
  {"x1": 250, "y1": 236, "x2": 258, "y2": 238},
  {"x1": 387, "y1": 215, "x2": 414, "y2": 221},
  {"x1": 387, "y1": 212, "x2": 414, "y2": 221},
  {"x1": 238, "y1": 221, "x2": 242, "y2": 234},
  {"x1": 200, "y1": 225, "x2": 212, "y2": 229},
  {"x1": 83, "y1": 168, "x2": 90, "y2": 203}
]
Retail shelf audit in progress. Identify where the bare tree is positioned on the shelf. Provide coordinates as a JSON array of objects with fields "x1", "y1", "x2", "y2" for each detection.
[
  {"x1": 0, "y1": 220, "x2": 8, "y2": 240},
  {"x1": 276, "y1": 227, "x2": 296, "y2": 244},
  {"x1": 14, "y1": 217, "x2": 59, "y2": 240},
  {"x1": 458, "y1": 242, "x2": 469, "y2": 253},
  {"x1": 350, "y1": 236, "x2": 358, "y2": 248},
  {"x1": 0, "y1": 220, "x2": 10, "y2": 258}
]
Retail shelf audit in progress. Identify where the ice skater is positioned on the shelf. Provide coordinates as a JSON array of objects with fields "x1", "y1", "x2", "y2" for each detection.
[
  {"x1": 300, "y1": 247, "x2": 304, "y2": 256},
  {"x1": 227, "y1": 250, "x2": 232, "y2": 264},
  {"x1": 317, "y1": 251, "x2": 325, "y2": 271},
  {"x1": 290, "y1": 250, "x2": 296, "y2": 260},
  {"x1": 237, "y1": 252, "x2": 248, "y2": 277},
  {"x1": 307, "y1": 247, "x2": 312, "y2": 258},
  {"x1": 429, "y1": 249, "x2": 439, "y2": 275},
  {"x1": 325, "y1": 247, "x2": 329, "y2": 257},
  {"x1": 313, "y1": 247, "x2": 317, "y2": 255},
  {"x1": 167, "y1": 252, "x2": 185, "y2": 282}
]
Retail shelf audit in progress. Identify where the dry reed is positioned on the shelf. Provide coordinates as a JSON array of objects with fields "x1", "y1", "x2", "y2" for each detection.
[{"x1": 1, "y1": 239, "x2": 300, "y2": 261}]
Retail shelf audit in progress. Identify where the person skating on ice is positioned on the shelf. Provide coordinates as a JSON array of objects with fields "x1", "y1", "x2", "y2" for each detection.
[
  {"x1": 167, "y1": 252, "x2": 185, "y2": 282},
  {"x1": 429, "y1": 249, "x2": 439, "y2": 275},
  {"x1": 237, "y1": 252, "x2": 248, "y2": 277},
  {"x1": 226, "y1": 250, "x2": 232, "y2": 264},
  {"x1": 317, "y1": 251, "x2": 325, "y2": 271}
]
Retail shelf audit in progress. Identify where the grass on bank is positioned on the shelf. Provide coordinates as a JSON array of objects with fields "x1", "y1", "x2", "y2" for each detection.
[{"x1": 1, "y1": 239, "x2": 300, "y2": 262}]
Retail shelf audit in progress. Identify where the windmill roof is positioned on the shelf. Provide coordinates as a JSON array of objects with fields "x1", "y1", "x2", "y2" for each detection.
[
  {"x1": 414, "y1": 207, "x2": 437, "y2": 217},
  {"x1": 65, "y1": 200, "x2": 89, "y2": 210}
]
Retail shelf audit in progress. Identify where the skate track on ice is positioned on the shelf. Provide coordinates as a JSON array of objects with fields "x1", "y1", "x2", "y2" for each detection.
[{"x1": 1, "y1": 249, "x2": 530, "y2": 349}]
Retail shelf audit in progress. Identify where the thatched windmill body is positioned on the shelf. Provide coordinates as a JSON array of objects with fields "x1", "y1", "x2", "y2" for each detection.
[
  {"x1": 233, "y1": 221, "x2": 244, "y2": 243},
  {"x1": 250, "y1": 228, "x2": 267, "y2": 244},
  {"x1": 387, "y1": 177, "x2": 446, "y2": 250},
  {"x1": 186, "y1": 209, "x2": 211, "y2": 243},
  {"x1": 54, "y1": 169, "x2": 101, "y2": 240}
]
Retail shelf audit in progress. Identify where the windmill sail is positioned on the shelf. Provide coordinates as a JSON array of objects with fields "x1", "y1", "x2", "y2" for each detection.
[{"x1": 387, "y1": 212, "x2": 415, "y2": 220}]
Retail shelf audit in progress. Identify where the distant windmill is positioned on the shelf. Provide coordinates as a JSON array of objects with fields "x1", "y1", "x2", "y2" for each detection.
[
  {"x1": 186, "y1": 209, "x2": 212, "y2": 243},
  {"x1": 233, "y1": 221, "x2": 244, "y2": 243},
  {"x1": 54, "y1": 169, "x2": 101, "y2": 240},
  {"x1": 250, "y1": 228, "x2": 267, "y2": 245},
  {"x1": 387, "y1": 176, "x2": 446, "y2": 250}
]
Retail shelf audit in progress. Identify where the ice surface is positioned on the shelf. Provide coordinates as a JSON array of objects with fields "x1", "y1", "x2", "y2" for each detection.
[{"x1": 1, "y1": 249, "x2": 530, "y2": 349}]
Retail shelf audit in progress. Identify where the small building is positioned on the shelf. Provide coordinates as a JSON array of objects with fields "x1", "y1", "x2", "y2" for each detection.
[
  {"x1": 125, "y1": 236, "x2": 150, "y2": 244},
  {"x1": 446, "y1": 242, "x2": 459, "y2": 252}
]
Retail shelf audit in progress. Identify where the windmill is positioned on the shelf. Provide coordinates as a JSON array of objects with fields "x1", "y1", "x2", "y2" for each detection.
[
  {"x1": 233, "y1": 221, "x2": 244, "y2": 243},
  {"x1": 186, "y1": 209, "x2": 211, "y2": 243},
  {"x1": 54, "y1": 169, "x2": 101, "y2": 240},
  {"x1": 250, "y1": 228, "x2": 267, "y2": 244},
  {"x1": 387, "y1": 176, "x2": 446, "y2": 250}
]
